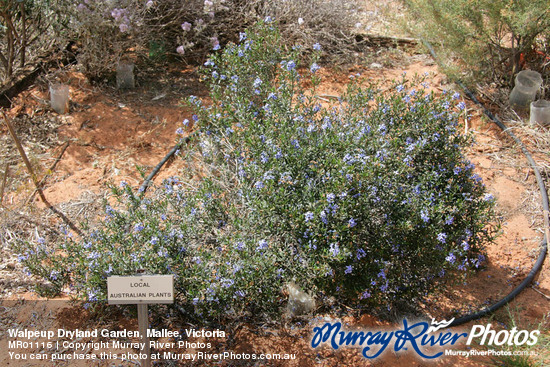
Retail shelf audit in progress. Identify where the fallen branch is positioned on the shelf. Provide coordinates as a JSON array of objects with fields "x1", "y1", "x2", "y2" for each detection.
[
  {"x1": 0, "y1": 163, "x2": 8, "y2": 206},
  {"x1": 1, "y1": 110, "x2": 82, "y2": 236},
  {"x1": 24, "y1": 140, "x2": 70, "y2": 205}
]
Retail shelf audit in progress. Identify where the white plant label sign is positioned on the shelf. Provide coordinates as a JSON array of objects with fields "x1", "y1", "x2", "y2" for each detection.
[{"x1": 107, "y1": 275, "x2": 174, "y2": 304}]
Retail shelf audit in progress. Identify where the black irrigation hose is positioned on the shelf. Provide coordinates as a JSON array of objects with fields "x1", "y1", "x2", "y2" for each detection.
[
  {"x1": 420, "y1": 40, "x2": 549, "y2": 327},
  {"x1": 139, "y1": 45, "x2": 548, "y2": 327},
  {"x1": 138, "y1": 134, "x2": 195, "y2": 194}
]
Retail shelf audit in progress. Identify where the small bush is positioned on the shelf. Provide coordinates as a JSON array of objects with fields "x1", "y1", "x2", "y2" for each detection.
[
  {"x1": 0, "y1": 0, "x2": 72, "y2": 80},
  {"x1": 403, "y1": 0, "x2": 550, "y2": 85},
  {"x1": 16, "y1": 21, "x2": 497, "y2": 321}
]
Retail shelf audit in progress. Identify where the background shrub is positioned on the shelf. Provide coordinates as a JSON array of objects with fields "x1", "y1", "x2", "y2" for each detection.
[
  {"x1": 14, "y1": 0, "x2": 362, "y2": 81},
  {"x1": 16, "y1": 21, "x2": 497, "y2": 321},
  {"x1": 402, "y1": 0, "x2": 550, "y2": 85},
  {"x1": 0, "y1": 0, "x2": 72, "y2": 81}
]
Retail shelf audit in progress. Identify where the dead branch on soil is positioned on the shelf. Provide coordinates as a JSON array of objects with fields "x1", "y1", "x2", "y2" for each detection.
[
  {"x1": 1, "y1": 110, "x2": 82, "y2": 236},
  {"x1": 24, "y1": 140, "x2": 70, "y2": 205},
  {"x1": 0, "y1": 163, "x2": 8, "y2": 206}
]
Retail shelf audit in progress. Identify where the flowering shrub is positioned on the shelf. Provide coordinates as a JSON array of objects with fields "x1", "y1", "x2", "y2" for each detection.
[{"x1": 17, "y1": 21, "x2": 497, "y2": 320}]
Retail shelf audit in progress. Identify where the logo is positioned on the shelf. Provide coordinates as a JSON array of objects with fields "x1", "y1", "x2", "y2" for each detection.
[{"x1": 310, "y1": 318, "x2": 539, "y2": 360}]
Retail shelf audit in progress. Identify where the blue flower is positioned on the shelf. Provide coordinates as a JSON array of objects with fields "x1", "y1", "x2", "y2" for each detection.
[
  {"x1": 446, "y1": 252, "x2": 456, "y2": 264},
  {"x1": 87, "y1": 289, "x2": 98, "y2": 302},
  {"x1": 234, "y1": 290, "x2": 246, "y2": 298},
  {"x1": 239, "y1": 32, "x2": 247, "y2": 42},
  {"x1": 483, "y1": 193, "x2": 495, "y2": 202},
  {"x1": 345, "y1": 265, "x2": 353, "y2": 274},
  {"x1": 310, "y1": 63, "x2": 320, "y2": 73},
  {"x1": 437, "y1": 232, "x2": 447, "y2": 243},
  {"x1": 286, "y1": 60, "x2": 296, "y2": 71},
  {"x1": 326, "y1": 193, "x2": 336, "y2": 203},
  {"x1": 221, "y1": 278, "x2": 234, "y2": 288},
  {"x1": 457, "y1": 101, "x2": 466, "y2": 110},
  {"x1": 253, "y1": 77, "x2": 262, "y2": 88},
  {"x1": 420, "y1": 210, "x2": 429, "y2": 223},
  {"x1": 257, "y1": 239, "x2": 268, "y2": 250},
  {"x1": 356, "y1": 248, "x2": 366, "y2": 260},
  {"x1": 313, "y1": 43, "x2": 321, "y2": 51},
  {"x1": 348, "y1": 218, "x2": 357, "y2": 227},
  {"x1": 396, "y1": 84, "x2": 404, "y2": 92},
  {"x1": 234, "y1": 241, "x2": 245, "y2": 251},
  {"x1": 329, "y1": 243, "x2": 339, "y2": 256},
  {"x1": 254, "y1": 181, "x2": 264, "y2": 190},
  {"x1": 50, "y1": 270, "x2": 59, "y2": 281},
  {"x1": 260, "y1": 151, "x2": 269, "y2": 163},
  {"x1": 360, "y1": 290, "x2": 371, "y2": 299},
  {"x1": 305, "y1": 212, "x2": 314, "y2": 222}
]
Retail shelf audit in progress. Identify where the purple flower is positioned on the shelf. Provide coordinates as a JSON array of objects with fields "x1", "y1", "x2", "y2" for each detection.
[
  {"x1": 313, "y1": 43, "x2": 321, "y2": 51},
  {"x1": 305, "y1": 212, "x2": 314, "y2": 222},
  {"x1": 345, "y1": 265, "x2": 353, "y2": 274},
  {"x1": 437, "y1": 232, "x2": 447, "y2": 243},
  {"x1": 348, "y1": 218, "x2": 357, "y2": 227},
  {"x1": 457, "y1": 101, "x2": 467, "y2": 110},
  {"x1": 356, "y1": 248, "x2": 366, "y2": 260},
  {"x1": 176, "y1": 45, "x2": 185, "y2": 55},
  {"x1": 211, "y1": 36, "x2": 220, "y2": 50},
  {"x1": 181, "y1": 22, "x2": 192, "y2": 31}
]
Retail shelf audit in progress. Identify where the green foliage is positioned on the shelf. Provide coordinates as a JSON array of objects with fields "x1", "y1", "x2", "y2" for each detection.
[
  {"x1": 15, "y1": 22, "x2": 497, "y2": 322},
  {"x1": 403, "y1": 0, "x2": 550, "y2": 84}
]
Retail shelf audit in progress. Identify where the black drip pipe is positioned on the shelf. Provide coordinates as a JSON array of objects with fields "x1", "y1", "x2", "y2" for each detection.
[
  {"x1": 421, "y1": 41, "x2": 549, "y2": 327},
  {"x1": 138, "y1": 134, "x2": 194, "y2": 194}
]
